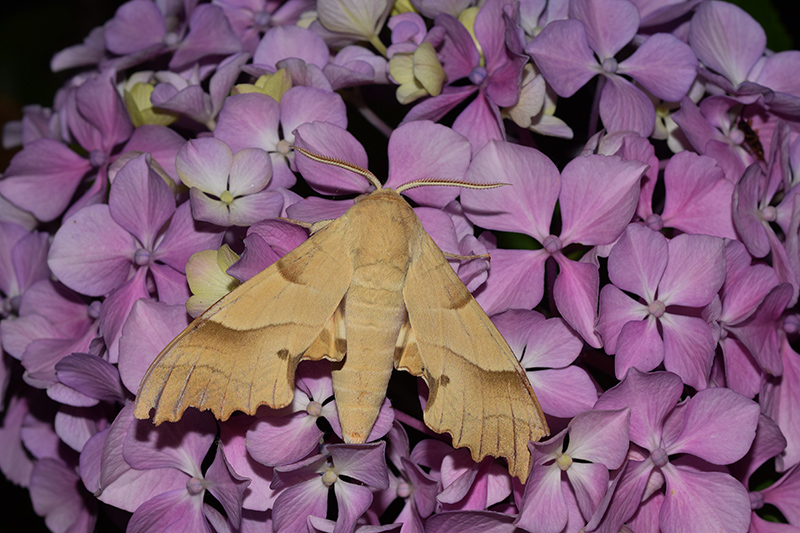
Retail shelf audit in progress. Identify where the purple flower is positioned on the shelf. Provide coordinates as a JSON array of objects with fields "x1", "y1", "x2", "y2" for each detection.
[
  {"x1": 437, "y1": 448, "x2": 512, "y2": 511},
  {"x1": 48, "y1": 153, "x2": 223, "y2": 361},
  {"x1": 91, "y1": 404, "x2": 248, "y2": 532},
  {"x1": 707, "y1": 240, "x2": 787, "y2": 397},
  {"x1": 527, "y1": 0, "x2": 697, "y2": 136},
  {"x1": 461, "y1": 140, "x2": 646, "y2": 346},
  {"x1": 1, "y1": 280, "x2": 98, "y2": 404},
  {"x1": 517, "y1": 408, "x2": 630, "y2": 532},
  {"x1": 689, "y1": 0, "x2": 800, "y2": 118},
  {"x1": 271, "y1": 442, "x2": 390, "y2": 533},
  {"x1": 597, "y1": 224, "x2": 725, "y2": 388},
  {"x1": 0, "y1": 223, "x2": 49, "y2": 320},
  {"x1": 638, "y1": 151, "x2": 736, "y2": 239},
  {"x1": 214, "y1": 87, "x2": 348, "y2": 189},
  {"x1": 372, "y1": 423, "x2": 439, "y2": 533},
  {"x1": 176, "y1": 137, "x2": 283, "y2": 226},
  {"x1": 403, "y1": 0, "x2": 527, "y2": 153},
  {"x1": 591, "y1": 369, "x2": 759, "y2": 532},
  {"x1": 0, "y1": 71, "x2": 132, "y2": 222},
  {"x1": 30, "y1": 457, "x2": 97, "y2": 532},
  {"x1": 147, "y1": 52, "x2": 251, "y2": 129},
  {"x1": 214, "y1": 0, "x2": 315, "y2": 54},
  {"x1": 104, "y1": 1, "x2": 242, "y2": 71},
  {"x1": 734, "y1": 159, "x2": 800, "y2": 306}
]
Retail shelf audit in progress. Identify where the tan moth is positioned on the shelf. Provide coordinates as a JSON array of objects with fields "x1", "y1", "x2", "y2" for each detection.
[{"x1": 134, "y1": 146, "x2": 548, "y2": 481}]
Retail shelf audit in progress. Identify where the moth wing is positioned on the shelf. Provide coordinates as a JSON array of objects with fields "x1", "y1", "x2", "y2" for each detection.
[
  {"x1": 399, "y1": 233, "x2": 548, "y2": 482},
  {"x1": 134, "y1": 217, "x2": 353, "y2": 424}
]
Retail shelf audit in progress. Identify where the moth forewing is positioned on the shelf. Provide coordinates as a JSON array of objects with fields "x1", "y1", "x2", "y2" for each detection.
[
  {"x1": 133, "y1": 214, "x2": 355, "y2": 424},
  {"x1": 399, "y1": 226, "x2": 547, "y2": 482}
]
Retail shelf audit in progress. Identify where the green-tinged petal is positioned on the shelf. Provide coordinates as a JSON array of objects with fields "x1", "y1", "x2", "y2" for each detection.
[
  {"x1": 185, "y1": 246, "x2": 240, "y2": 317},
  {"x1": 124, "y1": 83, "x2": 178, "y2": 127},
  {"x1": 232, "y1": 69, "x2": 293, "y2": 102},
  {"x1": 413, "y1": 42, "x2": 445, "y2": 96},
  {"x1": 389, "y1": 53, "x2": 415, "y2": 84},
  {"x1": 317, "y1": 0, "x2": 391, "y2": 53},
  {"x1": 391, "y1": 0, "x2": 417, "y2": 15}
]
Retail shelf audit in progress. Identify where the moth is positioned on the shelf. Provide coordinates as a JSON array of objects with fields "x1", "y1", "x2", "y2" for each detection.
[{"x1": 134, "y1": 147, "x2": 548, "y2": 481}]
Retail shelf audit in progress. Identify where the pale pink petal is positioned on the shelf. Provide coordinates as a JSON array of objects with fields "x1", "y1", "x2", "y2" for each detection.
[
  {"x1": 96, "y1": 405, "x2": 187, "y2": 512},
  {"x1": 293, "y1": 122, "x2": 373, "y2": 195},
  {"x1": 334, "y1": 482, "x2": 375, "y2": 533},
  {"x1": 169, "y1": 4, "x2": 242, "y2": 70},
  {"x1": 553, "y1": 256, "x2": 601, "y2": 348},
  {"x1": 659, "y1": 233, "x2": 725, "y2": 307},
  {"x1": 661, "y1": 151, "x2": 736, "y2": 239},
  {"x1": 599, "y1": 75, "x2": 656, "y2": 137},
  {"x1": 719, "y1": 337, "x2": 762, "y2": 398},
  {"x1": 228, "y1": 148, "x2": 273, "y2": 196},
  {"x1": 594, "y1": 369, "x2": 683, "y2": 451},
  {"x1": 615, "y1": 317, "x2": 664, "y2": 379},
  {"x1": 733, "y1": 164, "x2": 770, "y2": 257},
  {"x1": 597, "y1": 284, "x2": 650, "y2": 354},
  {"x1": 272, "y1": 478, "x2": 329, "y2": 532},
  {"x1": 516, "y1": 463, "x2": 567, "y2": 533},
  {"x1": 689, "y1": 0, "x2": 765, "y2": 87},
  {"x1": 0, "y1": 139, "x2": 92, "y2": 222},
  {"x1": 618, "y1": 33, "x2": 698, "y2": 102},
  {"x1": 473, "y1": 248, "x2": 547, "y2": 315},
  {"x1": 569, "y1": 0, "x2": 639, "y2": 59},
  {"x1": 462, "y1": 140, "x2": 560, "y2": 240},
  {"x1": 279, "y1": 86, "x2": 348, "y2": 145},
  {"x1": 214, "y1": 93, "x2": 281, "y2": 154},
  {"x1": 176, "y1": 138, "x2": 234, "y2": 194},
  {"x1": 525, "y1": 19, "x2": 598, "y2": 97},
  {"x1": 127, "y1": 488, "x2": 210, "y2": 533},
  {"x1": 246, "y1": 412, "x2": 323, "y2": 467},
  {"x1": 118, "y1": 300, "x2": 188, "y2": 395},
  {"x1": 661, "y1": 465, "x2": 750, "y2": 533},
  {"x1": 47, "y1": 204, "x2": 135, "y2": 297},
  {"x1": 229, "y1": 190, "x2": 285, "y2": 226},
  {"x1": 254, "y1": 25, "x2": 329, "y2": 70},
  {"x1": 527, "y1": 367, "x2": 597, "y2": 418},
  {"x1": 566, "y1": 461, "x2": 609, "y2": 522},
  {"x1": 607, "y1": 224, "x2": 668, "y2": 301},
  {"x1": 559, "y1": 154, "x2": 646, "y2": 246},
  {"x1": 384, "y1": 121, "x2": 472, "y2": 208},
  {"x1": 123, "y1": 408, "x2": 216, "y2": 476},
  {"x1": 666, "y1": 387, "x2": 760, "y2": 464},
  {"x1": 452, "y1": 94, "x2": 504, "y2": 157},
  {"x1": 521, "y1": 315, "x2": 583, "y2": 369},
  {"x1": 29, "y1": 458, "x2": 96, "y2": 533},
  {"x1": 104, "y1": 0, "x2": 165, "y2": 55},
  {"x1": 109, "y1": 153, "x2": 176, "y2": 249},
  {"x1": 660, "y1": 313, "x2": 716, "y2": 390},
  {"x1": 568, "y1": 408, "x2": 631, "y2": 468}
]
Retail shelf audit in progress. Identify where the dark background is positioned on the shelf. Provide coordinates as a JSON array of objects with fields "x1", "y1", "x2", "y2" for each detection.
[{"x1": 0, "y1": 0, "x2": 797, "y2": 531}]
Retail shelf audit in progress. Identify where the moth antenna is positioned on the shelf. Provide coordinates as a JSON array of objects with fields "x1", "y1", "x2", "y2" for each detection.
[
  {"x1": 293, "y1": 145, "x2": 383, "y2": 190},
  {"x1": 443, "y1": 251, "x2": 491, "y2": 262},
  {"x1": 395, "y1": 178, "x2": 509, "y2": 194},
  {"x1": 277, "y1": 216, "x2": 313, "y2": 229},
  {"x1": 277, "y1": 217, "x2": 335, "y2": 234}
]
